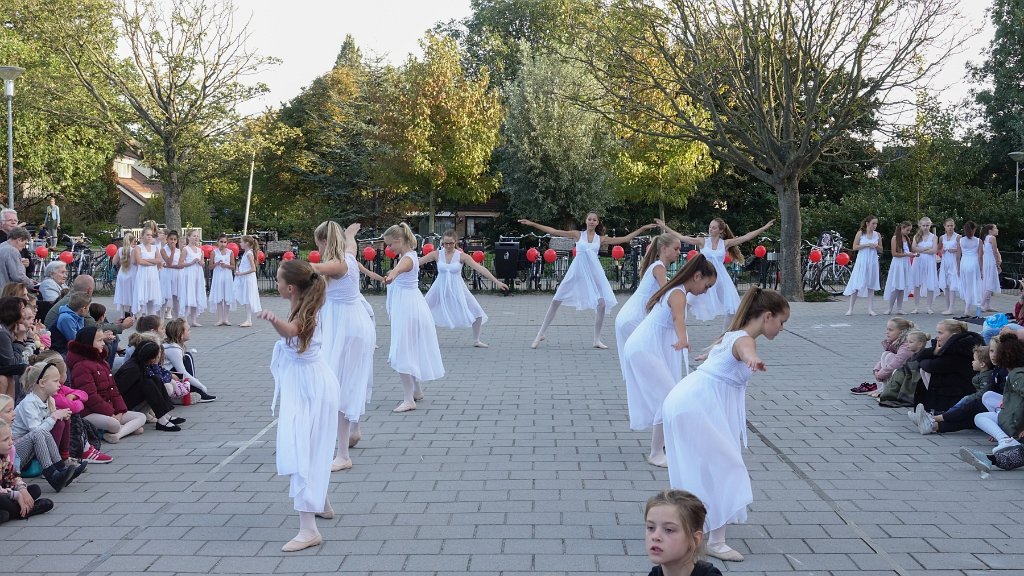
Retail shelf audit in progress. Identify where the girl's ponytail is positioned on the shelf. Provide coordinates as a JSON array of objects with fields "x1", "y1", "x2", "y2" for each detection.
[
  {"x1": 279, "y1": 260, "x2": 326, "y2": 353},
  {"x1": 726, "y1": 287, "x2": 789, "y2": 334},
  {"x1": 314, "y1": 220, "x2": 346, "y2": 263},
  {"x1": 120, "y1": 233, "x2": 135, "y2": 270}
]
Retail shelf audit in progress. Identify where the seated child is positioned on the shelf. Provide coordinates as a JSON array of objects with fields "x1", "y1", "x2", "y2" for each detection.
[
  {"x1": 0, "y1": 418, "x2": 53, "y2": 523},
  {"x1": 877, "y1": 330, "x2": 930, "y2": 408},
  {"x1": 34, "y1": 350, "x2": 113, "y2": 464},
  {"x1": 163, "y1": 318, "x2": 214, "y2": 402},
  {"x1": 914, "y1": 340, "x2": 1007, "y2": 435},
  {"x1": 89, "y1": 303, "x2": 106, "y2": 325},
  {"x1": 644, "y1": 489, "x2": 722, "y2": 576},
  {"x1": 852, "y1": 317, "x2": 915, "y2": 396}
]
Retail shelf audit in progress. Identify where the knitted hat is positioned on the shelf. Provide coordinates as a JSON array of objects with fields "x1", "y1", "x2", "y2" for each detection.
[{"x1": 74, "y1": 326, "x2": 98, "y2": 345}]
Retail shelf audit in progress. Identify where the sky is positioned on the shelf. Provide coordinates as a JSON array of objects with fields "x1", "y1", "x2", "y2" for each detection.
[{"x1": 239, "y1": 0, "x2": 993, "y2": 119}]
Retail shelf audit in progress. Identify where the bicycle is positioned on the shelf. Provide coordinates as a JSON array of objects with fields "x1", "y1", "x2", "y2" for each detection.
[
  {"x1": 61, "y1": 233, "x2": 94, "y2": 282},
  {"x1": 754, "y1": 236, "x2": 780, "y2": 290},
  {"x1": 800, "y1": 230, "x2": 853, "y2": 295}
]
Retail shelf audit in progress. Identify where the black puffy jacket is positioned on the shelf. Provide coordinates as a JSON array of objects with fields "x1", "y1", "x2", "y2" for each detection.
[{"x1": 915, "y1": 331, "x2": 984, "y2": 412}]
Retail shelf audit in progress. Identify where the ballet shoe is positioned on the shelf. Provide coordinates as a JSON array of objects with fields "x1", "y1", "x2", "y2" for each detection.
[
  {"x1": 348, "y1": 432, "x2": 361, "y2": 448},
  {"x1": 330, "y1": 458, "x2": 352, "y2": 472},
  {"x1": 281, "y1": 533, "x2": 321, "y2": 552},
  {"x1": 239, "y1": 321, "x2": 252, "y2": 328},
  {"x1": 706, "y1": 543, "x2": 744, "y2": 562},
  {"x1": 413, "y1": 392, "x2": 424, "y2": 401},
  {"x1": 191, "y1": 322, "x2": 203, "y2": 327},
  {"x1": 223, "y1": 321, "x2": 232, "y2": 326},
  {"x1": 909, "y1": 309, "x2": 918, "y2": 314},
  {"x1": 844, "y1": 310, "x2": 852, "y2": 316},
  {"x1": 645, "y1": 454, "x2": 668, "y2": 468},
  {"x1": 868, "y1": 310, "x2": 878, "y2": 316},
  {"x1": 315, "y1": 509, "x2": 334, "y2": 520},
  {"x1": 393, "y1": 400, "x2": 416, "y2": 413},
  {"x1": 592, "y1": 341, "x2": 608, "y2": 349},
  {"x1": 473, "y1": 341, "x2": 489, "y2": 348},
  {"x1": 214, "y1": 321, "x2": 225, "y2": 326}
]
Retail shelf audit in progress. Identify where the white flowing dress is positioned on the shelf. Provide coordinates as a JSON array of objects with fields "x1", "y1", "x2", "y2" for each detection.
[
  {"x1": 959, "y1": 237, "x2": 982, "y2": 308},
  {"x1": 178, "y1": 245, "x2": 206, "y2": 312},
  {"x1": 843, "y1": 231, "x2": 880, "y2": 297},
  {"x1": 160, "y1": 244, "x2": 181, "y2": 306},
  {"x1": 939, "y1": 233, "x2": 960, "y2": 294},
  {"x1": 663, "y1": 330, "x2": 754, "y2": 532},
  {"x1": 133, "y1": 244, "x2": 163, "y2": 313},
  {"x1": 424, "y1": 249, "x2": 487, "y2": 328},
  {"x1": 688, "y1": 239, "x2": 740, "y2": 321},
  {"x1": 911, "y1": 233, "x2": 939, "y2": 297},
  {"x1": 552, "y1": 232, "x2": 617, "y2": 313},
  {"x1": 320, "y1": 254, "x2": 375, "y2": 421},
  {"x1": 207, "y1": 249, "x2": 234, "y2": 308},
  {"x1": 981, "y1": 238, "x2": 1001, "y2": 295},
  {"x1": 387, "y1": 251, "x2": 444, "y2": 381},
  {"x1": 623, "y1": 286, "x2": 689, "y2": 430},
  {"x1": 270, "y1": 325, "x2": 339, "y2": 513},
  {"x1": 113, "y1": 252, "x2": 135, "y2": 314},
  {"x1": 883, "y1": 241, "x2": 912, "y2": 300},
  {"x1": 233, "y1": 251, "x2": 262, "y2": 312},
  {"x1": 614, "y1": 260, "x2": 665, "y2": 379}
]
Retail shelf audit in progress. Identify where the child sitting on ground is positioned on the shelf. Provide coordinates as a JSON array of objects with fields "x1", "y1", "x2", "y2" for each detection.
[
  {"x1": 851, "y1": 317, "x2": 915, "y2": 396},
  {"x1": 644, "y1": 489, "x2": 722, "y2": 576},
  {"x1": 37, "y1": 350, "x2": 113, "y2": 464},
  {"x1": 914, "y1": 342, "x2": 1006, "y2": 435},
  {"x1": 0, "y1": 418, "x2": 53, "y2": 523},
  {"x1": 955, "y1": 333, "x2": 1024, "y2": 472},
  {"x1": 877, "y1": 330, "x2": 930, "y2": 407},
  {"x1": 162, "y1": 318, "x2": 214, "y2": 402}
]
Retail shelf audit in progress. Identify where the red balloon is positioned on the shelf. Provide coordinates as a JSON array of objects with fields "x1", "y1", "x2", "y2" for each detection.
[
  {"x1": 472, "y1": 250, "x2": 485, "y2": 264},
  {"x1": 257, "y1": 250, "x2": 266, "y2": 264},
  {"x1": 543, "y1": 248, "x2": 557, "y2": 263},
  {"x1": 724, "y1": 253, "x2": 732, "y2": 264},
  {"x1": 308, "y1": 250, "x2": 321, "y2": 263},
  {"x1": 59, "y1": 251, "x2": 73, "y2": 264},
  {"x1": 201, "y1": 244, "x2": 214, "y2": 258},
  {"x1": 384, "y1": 247, "x2": 397, "y2": 259},
  {"x1": 283, "y1": 251, "x2": 295, "y2": 261},
  {"x1": 686, "y1": 249, "x2": 698, "y2": 260},
  {"x1": 836, "y1": 252, "x2": 850, "y2": 266},
  {"x1": 809, "y1": 249, "x2": 822, "y2": 263},
  {"x1": 227, "y1": 242, "x2": 240, "y2": 257},
  {"x1": 35, "y1": 246, "x2": 48, "y2": 259},
  {"x1": 754, "y1": 245, "x2": 767, "y2": 258},
  {"x1": 362, "y1": 246, "x2": 377, "y2": 261},
  {"x1": 105, "y1": 244, "x2": 117, "y2": 257},
  {"x1": 526, "y1": 247, "x2": 539, "y2": 262},
  {"x1": 611, "y1": 245, "x2": 625, "y2": 260},
  {"x1": 422, "y1": 243, "x2": 434, "y2": 255}
]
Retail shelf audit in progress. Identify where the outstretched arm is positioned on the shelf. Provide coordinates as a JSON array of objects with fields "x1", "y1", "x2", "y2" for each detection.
[
  {"x1": 344, "y1": 223, "x2": 360, "y2": 256},
  {"x1": 732, "y1": 335, "x2": 766, "y2": 371},
  {"x1": 668, "y1": 290, "x2": 689, "y2": 350},
  {"x1": 460, "y1": 253, "x2": 508, "y2": 290},
  {"x1": 356, "y1": 261, "x2": 385, "y2": 283},
  {"x1": 603, "y1": 223, "x2": 659, "y2": 245},
  {"x1": 518, "y1": 219, "x2": 579, "y2": 240},
  {"x1": 726, "y1": 220, "x2": 776, "y2": 247},
  {"x1": 654, "y1": 219, "x2": 703, "y2": 246},
  {"x1": 384, "y1": 255, "x2": 414, "y2": 284},
  {"x1": 257, "y1": 310, "x2": 299, "y2": 339}
]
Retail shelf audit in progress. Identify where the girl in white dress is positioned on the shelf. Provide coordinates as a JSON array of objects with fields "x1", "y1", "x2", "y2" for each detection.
[
  {"x1": 177, "y1": 229, "x2": 206, "y2": 327},
  {"x1": 662, "y1": 287, "x2": 790, "y2": 563},
  {"x1": 383, "y1": 223, "x2": 444, "y2": 413},
  {"x1": 233, "y1": 236, "x2": 262, "y2": 327},
  {"x1": 207, "y1": 234, "x2": 235, "y2": 326},
  {"x1": 959, "y1": 221, "x2": 982, "y2": 316},
  {"x1": 519, "y1": 214, "x2": 657, "y2": 349},
  {"x1": 160, "y1": 230, "x2": 182, "y2": 320},
  {"x1": 258, "y1": 259, "x2": 339, "y2": 553},
  {"x1": 910, "y1": 217, "x2": 940, "y2": 314},
  {"x1": 112, "y1": 233, "x2": 136, "y2": 316},
  {"x1": 614, "y1": 233, "x2": 679, "y2": 379},
  {"x1": 884, "y1": 221, "x2": 914, "y2": 315},
  {"x1": 310, "y1": 220, "x2": 376, "y2": 471},
  {"x1": 844, "y1": 215, "x2": 883, "y2": 315},
  {"x1": 980, "y1": 224, "x2": 1003, "y2": 312},
  {"x1": 421, "y1": 229, "x2": 509, "y2": 347},
  {"x1": 132, "y1": 229, "x2": 163, "y2": 315},
  {"x1": 622, "y1": 254, "x2": 716, "y2": 468},
  {"x1": 658, "y1": 217, "x2": 775, "y2": 330},
  {"x1": 938, "y1": 219, "x2": 960, "y2": 315}
]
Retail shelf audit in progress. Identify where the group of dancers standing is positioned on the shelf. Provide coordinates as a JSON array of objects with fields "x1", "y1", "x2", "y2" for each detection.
[
  {"x1": 844, "y1": 216, "x2": 1005, "y2": 317},
  {"x1": 110, "y1": 221, "x2": 263, "y2": 326}
]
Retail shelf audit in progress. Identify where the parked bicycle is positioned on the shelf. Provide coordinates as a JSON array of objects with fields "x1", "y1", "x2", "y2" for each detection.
[{"x1": 801, "y1": 230, "x2": 852, "y2": 295}]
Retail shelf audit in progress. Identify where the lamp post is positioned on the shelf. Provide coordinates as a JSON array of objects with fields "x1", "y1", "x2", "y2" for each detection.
[
  {"x1": 0, "y1": 66, "x2": 25, "y2": 210},
  {"x1": 1009, "y1": 151, "x2": 1024, "y2": 202}
]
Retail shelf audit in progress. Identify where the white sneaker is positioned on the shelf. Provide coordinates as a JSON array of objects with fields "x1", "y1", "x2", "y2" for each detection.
[
  {"x1": 993, "y1": 438, "x2": 1021, "y2": 454},
  {"x1": 918, "y1": 411, "x2": 936, "y2": 435}
]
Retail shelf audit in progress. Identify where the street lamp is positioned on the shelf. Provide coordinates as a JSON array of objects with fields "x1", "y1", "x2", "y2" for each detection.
[
  {"x1": 0, "y1": 66, "x2": 25, "y2": 210},
  {"x1": 1009, "y1": 151, "x2": 1024, "y2": 202}
]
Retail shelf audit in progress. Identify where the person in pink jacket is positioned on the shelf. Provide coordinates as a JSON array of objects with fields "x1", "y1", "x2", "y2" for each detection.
[
  {"x1": 851, "y1": 317, "x2": 917, "y2": 396},
  {"x1": 38, "y1": 349, "x2": 114, "y2": 463}
]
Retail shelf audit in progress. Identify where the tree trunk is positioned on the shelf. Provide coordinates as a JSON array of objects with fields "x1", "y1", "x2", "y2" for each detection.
[
  {"x1": 658, "y1": 201, "x2": 665, "y2": 223},
  {"x1": 776, "y1": 178, "x2": 803, "y2": 301},
  {"x1": 163, "y1": 168, "x2": 183, "y2": 232}
]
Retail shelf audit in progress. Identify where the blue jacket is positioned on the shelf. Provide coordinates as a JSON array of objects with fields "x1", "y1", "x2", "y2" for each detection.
[{"x1": 53, "y1": 304, "x2": 85, "y2": 349}]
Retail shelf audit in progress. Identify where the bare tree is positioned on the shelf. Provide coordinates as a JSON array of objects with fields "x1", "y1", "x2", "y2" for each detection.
[
  {"x1": 570, "y1": 0, "x2": 966, "y2": 299},
  {"x1": 48, "y1": 0, "x2": 275, "y2": 230}
]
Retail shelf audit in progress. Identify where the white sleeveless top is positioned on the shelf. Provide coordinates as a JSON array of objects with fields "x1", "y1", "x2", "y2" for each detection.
[
  {"x1": 183, "y1": 245, "x2": 201, "y2": 265},
  {"x1": 857, "y1": 231, "x2": 879, "y2": 251},
  {"x1": 437, "y1": 249, "x2": 463, "y2": 276},
  {"x1": 238, "y1": 250, "x2": 255, "y2": 274},
  {"x1": 392, "y1": 251, "x2": 420, "y2": 289},
  {"x1": 960, "y1": 237, "x2": 980, "y2": 258},
  {"x1": 325, "y1": 254, "x2": 362, "y2": 304},
  {"x1": 140, "y1": 243, "x2": 158, "y2": 261},
  {"x1": 916, "y1": 234, "x2": 934, "y2": 252},
  {"x1": 941, "y1": 233, "x2": 959, "y2": 253},
  {"x1": 575, "y1": 231, "x2": 601, "y2": 258},
  {"x1": 701, "y1": 238, "x2": 726, "y2": 261},
  {"x1": 213, "y1": 249, "x2": 232, "y2": 267},
  {"x1": 649, "y1": 286, "x2": 685, "y2": 328}
]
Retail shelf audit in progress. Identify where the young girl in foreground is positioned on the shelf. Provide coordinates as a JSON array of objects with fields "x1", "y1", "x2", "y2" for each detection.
[
  {"x1": 623, "y1": 254, "x2": 716, "y2": 467},
  {"x1": 645, "y1": 490, "x2": 723, "y2": 576},
  {"x1": 383, "y1": 223, "x2": 444, "y2": 412},
  {"x1": 421, "y1": 229, "x2": 508, "y2": 347},
  {"x1": 519, "y1": 214, "x2": 656, "y2": 349},
  {"x1": 258, "y1": 259, "x2": 339, "y2": 552},
  {"x1": 662, "y1": 287, "x2": 789, "y2": 562}
]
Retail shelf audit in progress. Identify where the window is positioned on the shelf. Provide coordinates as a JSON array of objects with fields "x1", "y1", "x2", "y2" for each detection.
[
  {"x1": 114, "y1": 161, "x2": 132, "y2": 179},
  {"x1": 465, "y1": 216, "x2": 494, "y2": 237}
]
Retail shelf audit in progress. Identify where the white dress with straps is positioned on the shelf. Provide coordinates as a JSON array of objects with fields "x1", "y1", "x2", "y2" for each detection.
[{"x1": 551, "y1": 232, "x2": 617, "y2": 313}]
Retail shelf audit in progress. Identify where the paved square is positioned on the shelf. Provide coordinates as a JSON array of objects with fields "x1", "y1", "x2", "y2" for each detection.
[{"x1": 1, "y1": 290, "x2": 1021, "y2": 575}]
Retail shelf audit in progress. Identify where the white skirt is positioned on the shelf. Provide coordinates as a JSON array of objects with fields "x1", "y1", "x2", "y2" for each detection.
[
  {"x1": 113, "y1": 267, "x2": 135, "y2": 313},
  {"x1": 160, "y1": 267, "x2": 181, "y2": 305},
  {"x1": 883, "y1": 257, "x2": 912, "y2": 300},
  {"x1": 133, "y1": 265, "x2": 163, "y2": 313},
  {"x1": 688, "y1": 257, "x2": 740, "y2": 321},
  {"x1": 178, "y1": 265, "x2": 207, "y2": 312},
  {"x1": 271, "y1": 345, "x2": 339, "y2": 513},
  {"x1": 424, "y1": 271, "x2": 486, "y2": 328},
  {"x1": 960, "y1": 257, "x2": 982, "y2": 308},
  {"x1": 208, "y1": 267, "x2": 234, "y2": 307},
  {"x1": 387, "y1": 286, "x2": 444, "y2": 381},
  {"x1": 843, "y1": 250, "x2": 880, "y2": 297},
  {"x1": 663, "y1": 371, "x2": 750, "y2": 532},
  {"x1": 233, "y1": 274, "x2": 262, "y2": 312},
  {"x1": 615, "y1": 291, "x2": 650, "y2": 380},
  {"x1": 622, "y1": 321, "x2": 688, "y2": 430},
  {"x1": 982, "y1": 252, "x2": 1001, "y2": 295},
  {"x1": 911, "y1": 253, "x2": 940, "y2": 297},
  {"x1": 939, "y1": 253, "x2": 960, "y2": 294},
  {"x1": 320, "y1": 299, "x2": 375, "y2": 421},
  {"x1": 552, "y1": 252, "x2": 617, "y2": 313}
]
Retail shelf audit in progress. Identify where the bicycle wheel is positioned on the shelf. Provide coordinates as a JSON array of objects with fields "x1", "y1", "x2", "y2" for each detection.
[{"x1": 820, "y1": 264, "x2": 852, "y2": 296}]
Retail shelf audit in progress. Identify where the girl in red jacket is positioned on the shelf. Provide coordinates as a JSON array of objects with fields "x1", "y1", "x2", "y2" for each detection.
[{"x1": 66, "y1": 327, "x2": 146, "y2": 443}]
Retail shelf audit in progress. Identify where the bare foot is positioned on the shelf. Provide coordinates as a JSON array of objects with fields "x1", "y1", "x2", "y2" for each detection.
[
  {"x1": 348, "y1": 432, "x2": 361, "y2": 448},
  {"x1": 844, "y1": 310, "x2": 852, "y2": 316},
  {"x1": 645, "y1": 453, "x2": 668, "y2": 468},
  {"x1": 330, "y1": 458, "x2": 352, "y2": 472},
  {"x1": 393, "y1": 400, "x2": 416, "y2": 413},
  {"x1": 693, "y1": 352, "x2": 708, "y2": 362},
  {"x1": 214, "y1": 321, "x2": 225, "y2": 326},
  {"x1": 191, "y1": 322, "x2": 203, "y2": 327},
  {"x1": 239, "y1": 321, "x2": 252, "y2": 328},
  {"x1": 593, "y1": 341, "x2": 608, "y2": 349},
  {"x1": 909, "y1": 309, "x2": 918, "y2": 314},
  {"x1": 473, "y1": 341, "x2": 489, "y2": 348}
]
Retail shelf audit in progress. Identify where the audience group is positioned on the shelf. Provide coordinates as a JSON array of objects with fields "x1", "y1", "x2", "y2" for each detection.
[{"x1": 0, "y1": 272, "x2": 214, "y2": 525}]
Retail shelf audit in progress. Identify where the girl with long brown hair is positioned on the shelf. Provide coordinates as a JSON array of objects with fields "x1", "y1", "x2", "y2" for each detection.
[
  {"x1": 883, "y1": 221, "x2": 914, "y2": 315},
  {"x1": 614, "y1": 233, "x2": 680, "y2": 379}
]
